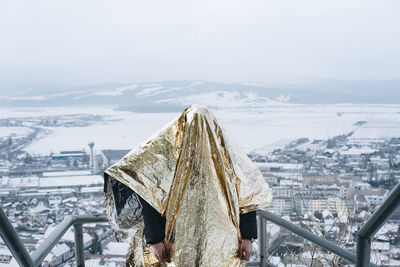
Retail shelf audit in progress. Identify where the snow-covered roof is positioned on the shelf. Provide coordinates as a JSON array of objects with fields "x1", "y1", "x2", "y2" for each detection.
[
  {"x1": 81, "y1": 186, "x2": 103, "y2": 193},
  {"x1": 340, "y1": 147, "x2": 378, "y2": 156},
  {"x1": 1, "y1": 174, "x2": 103, "y2": 190},
  {"x1": 376, "y1": 223, "x2": 398, "y2": 236},
  {"x1": 0, "y1": 247, "x2": 12, "y2": 256},
  {"x1": 85, "y1": 259, "x2": 119, "y2": 267},
  {"x1": 269, "y1": 256, "x2": 281, "y2": 265},
  {"x1": 104, "y1": 242, "x2": 130, "y2": 256},
  {"x1": 0, "y1": 176, "x2": 39, "y2": 187},
  {"x1": 322, "y1": 209, "x2": 333, "y2": 218},
  {"x1": 62, "y1": 197, "x2": 77, "y2": 203},
  {"x1": 39, "y1": 175, "x2": 103, "y2": 187},
  {"x1": 0, "y1": 258, "x2": 17, "y2": 267},
  {"x1": 337, "y1": 210, "x2": 348, "y2": 223},
  {"x1": 51, "y1": 243, "x2": 70, "y2": 257},
  {"x1": 42, "y1": 170, "x2": 92, "y2": 177},
  {"x1": 359, "y1": 210, "x2": 369, "y2": 219},
  {"x1": 280, "y1": 179, "x2": 303, "y2": 186},
  {"x1": 371, "y1": 242, "x2": 390, "y2": 251},
  {"x1": 30, "y1": 202, "x2": 49, "y2": 213},
  {"x1": 254, "y1": 162, "x2": 304, "y2": 170}
]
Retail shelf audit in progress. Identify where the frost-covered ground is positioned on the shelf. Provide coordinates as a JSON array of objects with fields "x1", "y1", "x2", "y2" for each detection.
[
  {"x1": 0, "y1": 104, "x2": 399, "y2": 155},
  {"x1": 0, "y1": 127, "x2": 33, "y2": 139}
]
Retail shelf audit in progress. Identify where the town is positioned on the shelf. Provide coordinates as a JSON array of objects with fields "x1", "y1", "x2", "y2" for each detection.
[
  {"x1": 249, "y1": 133, "x2": 400, "y2": 266},
  {"x1": 0, "y1": 129, "x2": 400, "y2": 266}
]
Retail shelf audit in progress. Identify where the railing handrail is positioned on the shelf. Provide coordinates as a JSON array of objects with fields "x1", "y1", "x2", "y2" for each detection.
[
  {"x1": 356, "y1": 182, "x2": 400, "y2": 267},
  {"x1": 0, "y1": 207, "x2": 108, "y2": 267},
  {"x1": 30, "y1": 215, "x2": 108, "y2": 267},
  {"x1": 0, "y1": 205, "x2": 34, "y2": 267},
  {"x1": 0, "y1": 181, "x2": 399, "y2": 267},
  {"x1": 253, "y1": 211, "x2": 378, "y2": 267}
]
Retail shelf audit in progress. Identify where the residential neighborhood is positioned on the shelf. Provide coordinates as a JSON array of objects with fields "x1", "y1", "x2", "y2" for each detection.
[{"x1": 0, "y1": 127, "x2": 400, "y2": 266}]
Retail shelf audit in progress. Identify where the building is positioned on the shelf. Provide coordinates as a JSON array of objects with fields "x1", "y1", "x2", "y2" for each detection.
[
  {"x1": 100, "y1": 149, "x2": 131, "y2": 168},
  {"x1": 0, "y1": 247, "x2": 12, "y2": 264},
  {"x1": 51, "y1": 150, "x2": 87, "y2": 161}
]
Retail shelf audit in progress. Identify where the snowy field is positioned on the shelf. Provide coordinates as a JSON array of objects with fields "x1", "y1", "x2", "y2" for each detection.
[
  {"x1": 0, "y1": 127, "x2": 33, "y2": 139},
  {"x1": 0, "y1": 104, "x2": 399, "y2": 155}
]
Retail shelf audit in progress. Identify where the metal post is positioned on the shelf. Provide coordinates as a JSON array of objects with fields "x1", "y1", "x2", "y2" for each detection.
[
  {"x1": 259, "y1": 214, "x2": 267, "y2": 267},
  {"x1": 356, "y1": 236, "x2": 371, "y2": 267},
  {"x1": 356, "y1": 182, "x2": 400, "y2": 267},
  {"x1": 258, "y1": 210, "x2": 358, "y2": 264},
  {"x1": 358, "y1": 182, "x2": 400, "y2": 239},
  {"x1": 31, "y1": 216, "x2": 74, "y2": 266},
  {"x1": 0, "y1": 206, "x2": 34, "y2": 267},
  {"x1": 74, "y1": 223, "x2": 85, "y2": 267}
]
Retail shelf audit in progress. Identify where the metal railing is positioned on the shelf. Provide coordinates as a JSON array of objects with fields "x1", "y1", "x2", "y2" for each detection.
[
  {"x1": 1, "y1": 182, "x2": 399, "y2": 267},
  {"x1": 0, "y1": 207, "x2": 107, "y2": 267},
  {"x1": 248, "y1": 182, "x2": 400, "y2": 267},
  {"x1": 356, "y1": 181, "x2": 400, "y2": 267}
]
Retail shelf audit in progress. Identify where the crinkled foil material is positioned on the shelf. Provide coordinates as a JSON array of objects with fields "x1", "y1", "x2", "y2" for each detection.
[{"x1": 105, "y1": 104, "x2": 272, "y2": 267}]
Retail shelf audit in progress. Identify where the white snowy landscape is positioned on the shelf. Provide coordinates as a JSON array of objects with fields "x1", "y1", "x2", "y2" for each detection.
[
  {"x1": 1, "y1": 102, "x2": 400, "y2": 156},
  {"x1": 1, "y1": 84, "x2": 400, "y2": 267},
  {"x1": 2, "y1": 1, "x2": 400, "y2": 265}
]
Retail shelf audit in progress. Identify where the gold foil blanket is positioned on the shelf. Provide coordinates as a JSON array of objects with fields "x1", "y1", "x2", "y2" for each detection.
[{"x1": 105, "y1": 104, "x2": 272, "y2": 266}]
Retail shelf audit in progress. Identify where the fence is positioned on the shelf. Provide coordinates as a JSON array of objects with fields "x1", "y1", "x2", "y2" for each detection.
[{"x1": 1, "y1": 182, "x2": 399, "y2": 267}]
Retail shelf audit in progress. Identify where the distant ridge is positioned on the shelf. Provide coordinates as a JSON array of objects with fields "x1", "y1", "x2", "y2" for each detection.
[{"x1": 1, "y1": 79, "x2": 400, "y2": 111}]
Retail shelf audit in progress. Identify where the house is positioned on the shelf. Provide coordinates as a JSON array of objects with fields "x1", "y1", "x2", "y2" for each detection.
[
  {"x1": 0, "y1": 248, "x2": 12, "y2": 264},
  {"x1": 100, "y1": 149, "x2": 131, "y2": 168},
  {"x1": 42, "y1": 243, "x2": 73, "y2": 267}
]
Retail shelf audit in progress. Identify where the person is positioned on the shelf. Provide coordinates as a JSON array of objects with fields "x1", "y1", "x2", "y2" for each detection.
[{"x1": 104, "y1": 104, "x2": 272, "y2": 266}]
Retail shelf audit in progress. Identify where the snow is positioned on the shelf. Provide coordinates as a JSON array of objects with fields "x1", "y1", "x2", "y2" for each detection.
[
  {"x1": 0, "y1": 106, "x2": 118, "y2": 119},
  {"x1": 156, "y1": 90, "x2": 288, "y2": 108},
  {"x1": 0, "y1": 127, "x2": 33, "y2": 138},
  {"x1": 322, "y1": 209, "x2": 333, "y2": 219},
  {"x1": 30, "y1": 202, "x2": 49, "y2": 213},
  {"x1": 81, "y1": 186, "x2": 103, "y2": 193},
  {"x1": 0, "y1": 175, "x2": 103, "y2": 188},
  {"x1": 88, "y1": 84, "x2": 137, "y2": 97},
  {"x1": 269, "y1": 256, "x2": 281, "y2": 265},
  {"x1": 266, "y1": 222, "x2": 281, "y2": 237},
  {"x1": 51, "y1": 243, "x2": 70, "y2": 257},
  {"x1": 0, "y1": 257, "x2": 17, "y2": 267},
  {"x1": 254, "y1": 162, "x2": 304, "y2": 171},
  {"x1": 340, "y1": 147, "x2": 378, "y2": 156},
  {"x1": 39, "y1": 175, "x2": 103, "y2": 187},
  {"x1": 337, "y1": 210, "x2": 348, "y2": 223},
  {"x1": 103, "y1": 242, "x2": 130, "y2": 255},
  {"x1": 42, "y1": 170, "x2": 92, "y2": 177},
  {"x1": 136, "y1": 86, "x2": 164, "y2": 97},
  {"x1": 0, "y1": 104, "x2": 399, "y2": 156},
  {"x1": 24, "y1": 108, "x2": 178, "y2": 155},
  {"x1": 0, "y1": 176, "x2": 39, "y2": 188},
  {"x1": 376, "y1": 223, "x2": 399, "y2": 236},
  {"x1": 0, "y1": 248, "x2": 12, "y2": 256}
]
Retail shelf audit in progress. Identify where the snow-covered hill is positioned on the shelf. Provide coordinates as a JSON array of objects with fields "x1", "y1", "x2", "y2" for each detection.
[{"x1": 2, "y1": 80, "x2": 400, "y2": 111}]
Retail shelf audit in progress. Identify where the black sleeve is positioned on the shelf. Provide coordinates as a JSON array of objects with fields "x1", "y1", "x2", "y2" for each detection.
[
  {"x1": 239, "y1": 210, "x2": 257, "y2": 240},
  {"x1": 137, "y1": 195, "x2": 166, "y2": 245}
]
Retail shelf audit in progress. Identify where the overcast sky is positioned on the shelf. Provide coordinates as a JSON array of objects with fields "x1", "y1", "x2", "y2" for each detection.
[{"x1": 1, "y1": 0, "x2": 399, "y2": 87}]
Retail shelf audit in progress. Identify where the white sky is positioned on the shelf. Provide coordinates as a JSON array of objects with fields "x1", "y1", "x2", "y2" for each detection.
[{"x1": 0, "y1": 0, "x2": 399, "y2": 86}]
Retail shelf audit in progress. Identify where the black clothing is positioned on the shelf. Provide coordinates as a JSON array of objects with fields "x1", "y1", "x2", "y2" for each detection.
[
  {"x1": 138, "y1": 194, "x2": 258, "y2": 244},
  {"x1": 137, "y1": 194, "x2": 166, "y2": 244},
  {"x1": 104, "y1": 174, "x2": 258, "y2": 245},
  {"x1": 239, "y1": 210, "x2": 257, "y2": 240}
]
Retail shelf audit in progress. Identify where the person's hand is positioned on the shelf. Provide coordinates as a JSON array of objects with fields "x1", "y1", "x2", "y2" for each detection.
[
  {"x1": 151, "y1": 242, "x2": 174, "y2": 262},
  {"x1": 151, "y1": 242, "x2": 167, "y2": 262},
  {"x1": 238, "y1": 239, "x2": 252, "y2": 261},
  {"x1": 165, "y1": 242, "x2": 174, "y2": 262}
]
